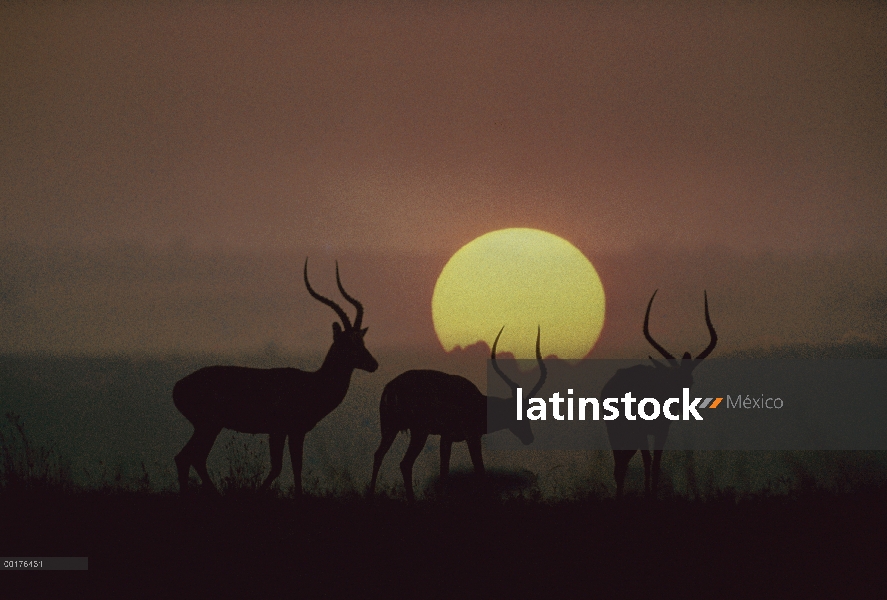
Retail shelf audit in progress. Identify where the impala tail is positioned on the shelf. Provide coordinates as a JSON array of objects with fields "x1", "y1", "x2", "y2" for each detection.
[
  {"x1": 172, "y1": 374, "x2": 203, "y2": 425},
  {"x1": 379, "y1": 379, "x2": 410, "y2": 434}
]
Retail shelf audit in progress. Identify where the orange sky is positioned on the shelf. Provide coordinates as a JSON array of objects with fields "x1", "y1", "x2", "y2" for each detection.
[{"x1": 1, "y1": 2, "x2": 885, "y2": 356}]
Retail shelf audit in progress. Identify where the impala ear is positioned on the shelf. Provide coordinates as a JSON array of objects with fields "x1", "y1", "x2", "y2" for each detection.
[
  {"x1": 332, "y1": 322, "x2": 343, "y2": 336},
  {"x1": 360, "y1": 327, "x2": 369, "y2": 337}
]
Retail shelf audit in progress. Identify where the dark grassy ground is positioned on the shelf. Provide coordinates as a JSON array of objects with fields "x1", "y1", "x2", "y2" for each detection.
[
  {"x1": 2, "y1": 482, "x2": 886, "y2": 597},
  {"x1": 3, "y1": 343, "x2": 887, "y2": 597}
]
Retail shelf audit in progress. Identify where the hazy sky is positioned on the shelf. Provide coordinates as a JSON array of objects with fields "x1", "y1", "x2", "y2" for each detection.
[{"x1": 1, "y1": 2, "x2": 886, "y2": 356}]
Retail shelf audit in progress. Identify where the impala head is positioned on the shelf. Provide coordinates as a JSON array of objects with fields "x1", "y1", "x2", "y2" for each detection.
[
  {"x1": 644, "y1": 290, "x2": 717, "y2": 386},
  {"x1": 490, "y1": 326, "x2": 547, "y2": 445},
  {"x1": 305, "y1": 259, "x2": 378, "y2": 373}
]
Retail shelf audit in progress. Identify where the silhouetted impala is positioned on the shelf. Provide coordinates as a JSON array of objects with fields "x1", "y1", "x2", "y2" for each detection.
[
  {"x1": 172, "y1": 259, "x2": 377, "y2": 496},
  {"x1": 602, "y1": 290, "x2": 717, "y2": 498},
  {"x1": 369, "y1": 327, "x2": 546, "y2": 501}
]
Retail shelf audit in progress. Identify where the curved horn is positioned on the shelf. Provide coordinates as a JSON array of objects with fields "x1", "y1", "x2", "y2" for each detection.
[
  {"x1": 334, "y1": 261, "x2": 364, "y2": 330},
  {"x1": 304, "y1": 258, "x2": 352, "y2": 329},
  {"x1": 694, "y1": 291, "x2": 718, "y2": 360},
  {"x1": 527, "y1": 326, "x2": 547, "y2": 398},
  {"x1": 490, "y1": 326, "x2": 518, "y2": 391},
  {"x1": 644, "y1": 290, "x2": 677, "y2": 365}
]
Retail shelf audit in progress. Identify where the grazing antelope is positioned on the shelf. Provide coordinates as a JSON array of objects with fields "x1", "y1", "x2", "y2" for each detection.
[
  {"x1": 369, "y1": 327, "x2": 546, "y2": 501},
  {"x1": 602, "y1": 290, "x2": 717, "y2": 498},
  {"x1": 172, "y1": 259, "x2": 378, "y2": 496}
]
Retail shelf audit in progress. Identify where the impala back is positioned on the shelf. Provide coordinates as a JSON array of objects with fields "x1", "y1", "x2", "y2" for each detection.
[
  {"x1": 380, "y1": 370, "x2": 485, "y2": 440},
  {"x1": 173, "y1": 365, "x2": 321, "y2": 434}
]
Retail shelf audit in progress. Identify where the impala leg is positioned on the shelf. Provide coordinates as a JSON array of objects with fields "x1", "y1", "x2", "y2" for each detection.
[
  {"x1": 260, "y1": 433, "x2": 286, "y2": 491},
  {"x1": 174, "y1": 431, "x2": 200, "y2": 494},
  {"x1": 289, "y1": 431, "x2": 306, "y2": 498},
  {"x1": 613, "y1": 449, "x2": 636, "y2": 499},
  {"x1": 400, "y1": 431, "x2": 429, "y2": 502},
  {"x1": 641, "y1": 449, "x2": 652, "y2": 496},
  {"x1": 190, "y1": 425, "x2": 222, "y2": 494},
  {"x1": 370, "y1": 430, "x2": 397, "y2": 497},
  {"x1": 651, "y1": 430, "x2": 668, "y2": 496},
  {"x1": 651, "y1": 449, "x2": 663, "y2": 496},
  {"x1": 439, "y1": 435, "x2": 453, "y2": 480},
  {"x1": 466, "y1": 435, "x2": 485, "y2": 477}
]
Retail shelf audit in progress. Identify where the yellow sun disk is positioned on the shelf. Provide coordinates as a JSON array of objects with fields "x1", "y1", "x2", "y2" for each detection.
[{"x1": 432, "y1": 228, "x2": 605, "y2": 360}]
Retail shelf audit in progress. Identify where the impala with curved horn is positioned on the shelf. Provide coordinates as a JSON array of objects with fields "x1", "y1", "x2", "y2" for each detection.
[
  {"x1": 172, "y1": 259, "x2": 378, "y2": 496},
  {"x1": 602, "y1": 290, "x2": 717, "y2": 498},
  {"x1": 369, "y1": 327, "x2": 546, "y2": 501}
]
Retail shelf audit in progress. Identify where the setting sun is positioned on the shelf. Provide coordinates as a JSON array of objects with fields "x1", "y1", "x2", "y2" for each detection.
[{"x1": 432, "y1": 228, "x2": 605, "y2": 360}]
